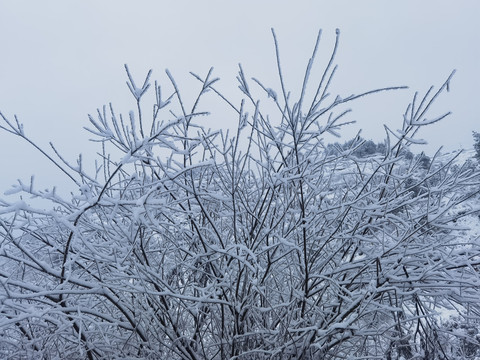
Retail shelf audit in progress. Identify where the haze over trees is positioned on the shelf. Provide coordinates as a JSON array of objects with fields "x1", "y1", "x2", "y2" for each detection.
[{"x1": 1, "y1": 30, "x2": 480, "y2": 359}]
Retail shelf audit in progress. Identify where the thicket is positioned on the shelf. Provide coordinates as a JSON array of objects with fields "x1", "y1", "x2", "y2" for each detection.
[{"x1": 1, "y1": 30, "x2": 480, "y2": 359}]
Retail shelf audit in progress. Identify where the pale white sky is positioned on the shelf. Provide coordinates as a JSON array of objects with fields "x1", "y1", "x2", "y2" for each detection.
[{"x1": 1, "y1": 1, "x2": 479, "y2": 194}]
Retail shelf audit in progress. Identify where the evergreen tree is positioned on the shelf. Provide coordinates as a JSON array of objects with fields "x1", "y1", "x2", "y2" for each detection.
[{"x1": 473, "y1": 131, "x2": 480, "y2": 160}]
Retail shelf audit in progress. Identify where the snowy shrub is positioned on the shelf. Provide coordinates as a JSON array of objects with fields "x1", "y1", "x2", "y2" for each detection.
[{"x1": 1, "y1": 29, "x2": 480, "y2": 359}]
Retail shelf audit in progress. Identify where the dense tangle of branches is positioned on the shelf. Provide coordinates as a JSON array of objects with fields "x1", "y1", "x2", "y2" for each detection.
[{"x1": 1, "y1": 30, "x2": 480, "y2": 359}]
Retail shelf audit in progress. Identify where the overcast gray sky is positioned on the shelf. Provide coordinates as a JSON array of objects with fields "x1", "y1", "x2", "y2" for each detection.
[{"x1": 1, "y1": 1, "x2": 479, "y2": 195}]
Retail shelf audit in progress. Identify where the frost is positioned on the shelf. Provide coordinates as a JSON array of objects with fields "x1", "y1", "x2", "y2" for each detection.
[
  {"x1": 266, "y1": 88, "x2": 277, "y2": 100},
  {"x1": 120, "y1": 152, "x2": 133, "y2": 164},
  {"x1": 3, "y1": 184, "x2": 22, "y2": 196}
]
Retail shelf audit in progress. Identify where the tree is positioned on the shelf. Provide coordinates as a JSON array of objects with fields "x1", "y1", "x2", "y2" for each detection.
[
  {"x1": 473, "y1": 131, "x2": 480, "y2": 161},
  {"x1": 1, "y1": 29, "x2": 480, "y2": 359}
]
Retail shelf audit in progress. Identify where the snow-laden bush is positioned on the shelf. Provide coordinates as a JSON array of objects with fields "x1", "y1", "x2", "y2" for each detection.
[{"x1": 1, "y1": 30, "x2": 480, "y2": 359}]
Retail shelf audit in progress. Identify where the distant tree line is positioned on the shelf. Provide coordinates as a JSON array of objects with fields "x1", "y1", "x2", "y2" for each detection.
[
  {"x1": 324, "y1": 137, "x2": 434, "y2": 168},
  {"x1": 325, "y1": 137, "x2": 403, "y2": 158}
]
